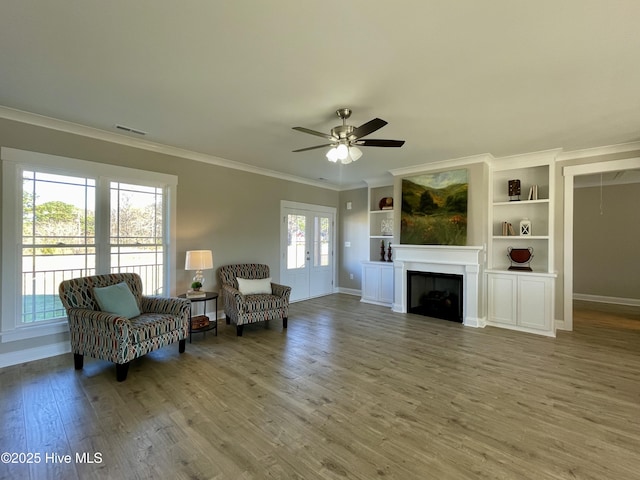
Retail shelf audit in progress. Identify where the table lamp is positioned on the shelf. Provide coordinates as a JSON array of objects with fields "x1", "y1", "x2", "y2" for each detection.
[{"x1": 185, "y1": 250, "x2": 213, "y2": 291}]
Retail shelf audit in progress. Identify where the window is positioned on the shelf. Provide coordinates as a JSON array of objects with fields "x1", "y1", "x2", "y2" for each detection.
[
  {"x1": 313, "y1": 215, "x2": 330, "y2": 267},
  {"x1": 110, "y1": 182, "x2": 164, "y2": 295},
  {"x1": 21, "y1": 171, "x2": 96, "y2": 323},
  {"x1": 2, "y1": 148, "x2": 177, "y2": 341},
  {"x1": 287, "y1": 213, "x2": 307, "y2": 269}
]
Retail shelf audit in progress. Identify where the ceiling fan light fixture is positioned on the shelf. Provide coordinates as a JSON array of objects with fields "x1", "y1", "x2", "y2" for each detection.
[
  {"x1": 326, "y1": 147, "x2": 339, "y2": 162},
  {"x1": 293, "y1": 108, "x2": 404, "y2": 164},
  {"x1": 336, "y1": 144, "x2": 349, "y2": 161},
  {"x1": 348, "y1": 146, "x2": 362, "y2": 162}
]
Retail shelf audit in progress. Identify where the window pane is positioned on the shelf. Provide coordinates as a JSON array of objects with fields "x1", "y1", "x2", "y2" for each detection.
[
  {"x1": 314, "y1": 216, "x2": 330, "y2": 267},
  {"x1": 110, "y1": 182, "x2": 164, "y2": 295},
  {"x1": 21, "y1": 171, "x2": 95, "y2": 323},
  {"x1": 287, "y1": 214, "x2": 306, "y2": 269}
]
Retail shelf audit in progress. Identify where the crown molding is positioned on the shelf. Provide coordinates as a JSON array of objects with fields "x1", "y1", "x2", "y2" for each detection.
[
  {"x1": 0, "y1": 106, "x2": 341, "y2": 191},
  {"x1": 389, "y1": 153, "x2": 493, "y2": 177},
  {"x1": 363, "y1": 173, "x2": 394, "y2": 188},
  {"x1": 557, "y1": 141, "x2": 640, "y2": 162}
]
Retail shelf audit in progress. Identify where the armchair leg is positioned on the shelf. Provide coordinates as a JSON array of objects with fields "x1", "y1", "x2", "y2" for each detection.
[
  {"x1": 74, "y1": 353, "x2": 84, "y2": 370},
  {"x1": 283, "y1": 317, "x2": 288, "y2": 329},
  {"x1": 225, "y1": 315, "x2": 230, "y2": 325},
  {"x1": 179, "y1": 339, "x2": 186, "y2": 353},
  {"x1": 116, "y1": 362, "x2": 130, "y2": 382},
  {"x1": 236, "y1": 325, "x2": 243, "y2": 336}
]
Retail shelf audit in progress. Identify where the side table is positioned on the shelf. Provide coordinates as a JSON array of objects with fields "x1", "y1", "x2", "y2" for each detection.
[{"x1": 178, "y1": 292, "x2": 218, "y2": 343}]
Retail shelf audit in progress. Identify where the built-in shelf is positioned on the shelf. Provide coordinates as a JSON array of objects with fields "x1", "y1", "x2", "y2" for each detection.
[
  {"x1": 486, "y1": 151, "x2": 558, "y2": 336},
  {"x1": 492, "y1": 199, "x2": 549, "y2": 207},
  {"x1": 363, "y1": 181, "x2": 395, "y2": 307},
  {"x1": 492, "y1": 235, "x2": 550, "y2": 240}
]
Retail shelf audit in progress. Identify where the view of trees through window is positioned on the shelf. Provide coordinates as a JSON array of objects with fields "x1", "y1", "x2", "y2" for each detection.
[{"x1": 21, "y1": 171, "x2": 164, "y2": 323}]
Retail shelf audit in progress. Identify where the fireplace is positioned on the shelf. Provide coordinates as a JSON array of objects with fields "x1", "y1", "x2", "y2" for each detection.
[
  {"x1": 392, "y1": 244, "x2": 484, "y2": 327},
  {"x1": 407, "y1": 271, "x2": 463, "y2": 322}
]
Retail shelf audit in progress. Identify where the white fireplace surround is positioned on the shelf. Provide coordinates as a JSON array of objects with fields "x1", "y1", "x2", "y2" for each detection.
[{"x1": 392, "y1": 245, "x2": 485, "y2": 327}]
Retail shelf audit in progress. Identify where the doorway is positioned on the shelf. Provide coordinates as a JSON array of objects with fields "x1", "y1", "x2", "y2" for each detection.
[
  {"x1": 562, "y1": 157, "x2": 640, "y2": 331},
  {"x1": 280, "y1": 201, "x2": 336, "y2": 302}
]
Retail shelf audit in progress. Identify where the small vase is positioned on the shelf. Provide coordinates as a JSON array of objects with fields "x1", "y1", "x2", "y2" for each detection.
[
  {"x1": 387, "y1": 244, "x2": 392, "y2": 262},
  {"x1": 380, "y1": 240, "x2": 386, "y2": 262}
]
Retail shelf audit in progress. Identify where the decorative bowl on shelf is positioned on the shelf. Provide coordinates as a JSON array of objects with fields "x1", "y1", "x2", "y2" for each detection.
[
  {"x1": 507, "y1": 247, "x2": 533, "y2": 271},
  {"x1": 379, "y1": 197, "x2": 393, "y2": 210}
]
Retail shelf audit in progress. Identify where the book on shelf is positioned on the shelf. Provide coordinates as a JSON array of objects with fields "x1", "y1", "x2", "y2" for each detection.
[
  {"x1": 502, "y1": 221, "x2": 516, "y2": 236},
  {"x1": 527, "y1": 184, "x2": 539, "y2": 200},
  {"x1": 186, "y1": 291, "x2": 206, "y2": 298}
]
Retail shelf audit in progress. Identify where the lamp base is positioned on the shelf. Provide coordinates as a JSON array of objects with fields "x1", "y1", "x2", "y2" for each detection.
[{"x1": 191, "y1": 270, "x2": 205, "y2": 291}]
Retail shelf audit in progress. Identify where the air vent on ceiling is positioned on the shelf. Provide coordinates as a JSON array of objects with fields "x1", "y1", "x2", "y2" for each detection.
[{"x1": 115, "y1": 124, "x2": 148, "y2": 136}]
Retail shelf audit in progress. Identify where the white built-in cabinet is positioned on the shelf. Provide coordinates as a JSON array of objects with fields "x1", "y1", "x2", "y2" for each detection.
[
  {"x1": 487, "y1": 271, "x2": 555, "y2": 335},
  {"x1": 361, "y1": 180, "x2": 395, "y2": 306},
  {"x1": 486, "y1": 151, "x2": 558, "y2": 336},
  {"x1": 361, "y1": 261, "x2": 394, "y2": 306}
]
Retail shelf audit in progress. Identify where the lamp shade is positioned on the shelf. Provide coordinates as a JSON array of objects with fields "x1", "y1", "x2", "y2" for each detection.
[
  {"x1": 185, "y1": 250, "x2": 213, "y2": 270},
  {"x1": 336, "y1": 144, "x2": 349, "y2": 160},
  {"x1": 326, "y1": 147, "x2": 339, "y2": 162},
  {"x1": 348, "y1": 146, "x2": 362, "y2": 162}
]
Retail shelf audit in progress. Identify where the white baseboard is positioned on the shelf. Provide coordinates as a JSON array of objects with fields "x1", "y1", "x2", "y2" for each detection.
[
  {"x1": 464, "y1": 316, "x2": 487, "y2": 328},
  {"x1": 336, "y1": 287, "x2": 361, "y2": 296},
  {"x1": 204, "y1": 310, "x2": 222, "y2": 320},
  {"x1": 574, "y1": 293, "x2": 640, "y2": 307},
  {"x1": 0, "y1": 341, "x2": 70, "y2": 369}
]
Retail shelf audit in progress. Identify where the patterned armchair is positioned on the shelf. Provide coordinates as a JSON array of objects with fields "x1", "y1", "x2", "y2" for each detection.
[
  {"x1": 58, "y1": 273, "x2": 190, "y2": 381},
  {"x1": 219, "y1": 264, "x2": 291, "y2": 336}
]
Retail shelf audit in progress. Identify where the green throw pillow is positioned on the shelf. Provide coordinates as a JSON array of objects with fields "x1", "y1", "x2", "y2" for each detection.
[{"x1": 93, "y1": 282, "x2": 141, "y2": 319}]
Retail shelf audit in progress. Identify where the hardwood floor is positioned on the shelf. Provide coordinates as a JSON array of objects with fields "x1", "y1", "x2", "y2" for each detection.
[{"x1": 1, "y1": 295, "x2": 639, "y2": 480}]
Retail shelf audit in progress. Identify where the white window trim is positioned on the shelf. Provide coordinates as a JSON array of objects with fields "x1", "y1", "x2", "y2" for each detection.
[{"x1": 1, "y1": 147, "x2": 178, "y2": 343}]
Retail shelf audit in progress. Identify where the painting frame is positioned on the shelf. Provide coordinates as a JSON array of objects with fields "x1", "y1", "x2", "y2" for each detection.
[{"x1": 400, "y1": 169, "x2": 468, "y2": 245}]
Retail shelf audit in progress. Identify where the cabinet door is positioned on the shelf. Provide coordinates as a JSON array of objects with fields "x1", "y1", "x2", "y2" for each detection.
[
  {"x1": 379, "y1": 265, "x2": 394, "y2": 304},
  {"x1": 362, "y1": 264, "x2": 380, "y2": 302},
  {"x1": 518, "y1": 276, "x2": 552, "y2": 331},
  {"x1": 488, "y1": 274, "x2": 517, "y2": 325}
]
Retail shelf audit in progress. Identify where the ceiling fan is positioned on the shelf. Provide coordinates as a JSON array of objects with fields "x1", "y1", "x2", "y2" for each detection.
[{"x1": 292, "y1": 108, "x2": 405, "y2": 164}]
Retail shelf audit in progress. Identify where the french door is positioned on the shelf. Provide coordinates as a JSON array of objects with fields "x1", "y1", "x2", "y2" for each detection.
[{"x1": 280, "y1": 201, "x2": 335, "y2": 302}]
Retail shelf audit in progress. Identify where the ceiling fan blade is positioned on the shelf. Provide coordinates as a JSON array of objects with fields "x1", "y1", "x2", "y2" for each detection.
[
  {"x1": 356, "y1": 139, "x2": 405, "y2": 147},
  {"x1": 292, "y1": 143, "x2": 334, "y2": 152},
  {"x1": 292, "y1": 126, "x2": 336, "y2": 141},
  {"x1": 351, "y1": 118, "x2": 388, "y2": 139}
]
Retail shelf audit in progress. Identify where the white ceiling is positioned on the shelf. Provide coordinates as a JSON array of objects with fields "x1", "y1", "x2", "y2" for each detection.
[{"x1": 2, "y1": 1, "x2": 640, "y2": 187}]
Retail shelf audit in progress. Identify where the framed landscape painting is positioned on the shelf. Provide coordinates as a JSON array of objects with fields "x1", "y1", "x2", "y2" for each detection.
[{"x1": 400, "y1": 169, "x2": 468, "y2": 245}]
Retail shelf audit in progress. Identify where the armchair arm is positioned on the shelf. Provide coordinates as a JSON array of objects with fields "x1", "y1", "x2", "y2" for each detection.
[
  {"x1": 271, "y1": 282, "x2": 291, "y2": 301},
  {"x1": 67, "y1": 308, "x2": 129, "y2": 333},
  {"x1": 141, "y1": 296, "x2": 191, "y2": 316},
  {"x1": 221, "y1": 283, "x2": 246, "y2": 314},
  {"x1": 66, "y1": 308, "x2": 130, "y2": 337},
  {"x1": 66, "y1": 308, "x2": 137, "y2": 364}
]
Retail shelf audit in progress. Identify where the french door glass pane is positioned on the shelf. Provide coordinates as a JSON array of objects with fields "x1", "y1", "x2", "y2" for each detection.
[
  {"x1": 21, "y1": 171, "x2": 96, "y2": 323},
  {"x1": 314, "y1": 216, "x2": 330, "y2": 267},
  {"x1": 287, "y1": 214, "x2": 306, "y2": 269}
]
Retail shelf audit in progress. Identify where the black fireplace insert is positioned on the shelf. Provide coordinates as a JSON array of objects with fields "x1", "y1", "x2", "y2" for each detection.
[{"x1": 407, "y1": 270, "x2": 463, "y2": 322}]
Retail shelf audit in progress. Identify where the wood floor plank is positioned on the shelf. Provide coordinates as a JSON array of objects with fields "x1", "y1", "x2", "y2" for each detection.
[{"x1": 1, "y1": 295, "x2": 639, "y2": 479}]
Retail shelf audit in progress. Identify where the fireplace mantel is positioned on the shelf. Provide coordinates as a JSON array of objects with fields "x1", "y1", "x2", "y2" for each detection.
[{"x1": 392, "y1": 245, "x2": 485, "y2": 327}]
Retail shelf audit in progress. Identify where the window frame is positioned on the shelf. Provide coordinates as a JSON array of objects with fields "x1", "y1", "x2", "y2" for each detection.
[{"x1": 1, "y1": 147, "x2": 177, "y2": 343}]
